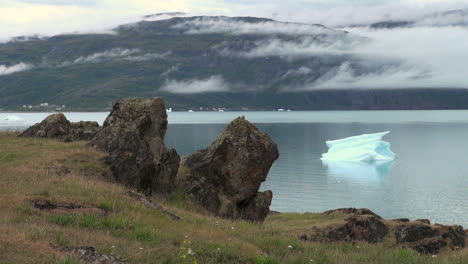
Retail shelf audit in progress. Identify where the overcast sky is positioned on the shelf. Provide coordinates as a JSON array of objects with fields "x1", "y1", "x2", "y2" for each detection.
[{"x1": 1, "y1": 0, "x2": 467, "y2": 40}]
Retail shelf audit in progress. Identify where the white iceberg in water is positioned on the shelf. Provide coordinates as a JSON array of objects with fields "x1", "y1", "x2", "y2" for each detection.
[
  {"x1": 4, "y1": 115, "x2": 23, "y2": 121},
  {"x1": 322, "y1": 159, "x2": 394, "y2": 182},
  {"x1": 321, "y1": 131, "x2": 395, "y2": 162}
]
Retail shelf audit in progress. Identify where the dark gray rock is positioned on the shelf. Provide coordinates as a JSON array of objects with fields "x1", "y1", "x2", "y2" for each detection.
[
  {"x1": 395, "y1": 223, "x2": 438, "y2": 243},
  {"x1": 403, "y1": 237, "x2": 447, "y2": 255},
  {"x1": 324, "y1": 215, "x2": 388, "y2": 243},
  {"x1": 176, "y1": 116, "x2": 279, "y2": 221},
  {"x1": 434, "y1": 225, "x2": 466, "y2": 249},
  {"x1": 90, "y1": 98, "x2": 180, "y2": 194},
  {"x1": 19, "y1": 113, "x2": 99, "y2": 142}
]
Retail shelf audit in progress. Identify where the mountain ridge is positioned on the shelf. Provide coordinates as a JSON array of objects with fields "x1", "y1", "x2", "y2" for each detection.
[{"x1": 1, "y1": 15, "x2": 467, "y2": 111}]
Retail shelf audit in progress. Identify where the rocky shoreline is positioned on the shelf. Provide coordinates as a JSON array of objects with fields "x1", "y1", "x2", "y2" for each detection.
[{"x1": 18, "y1": 97, "x2": 466, "y2": 255}]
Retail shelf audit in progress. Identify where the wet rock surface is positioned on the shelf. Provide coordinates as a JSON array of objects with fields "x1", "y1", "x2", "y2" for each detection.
[
  {"x1": 176, "y1": 116, "x2": 279, "y2": 221},
  {"x1": 61, "y1": 246, "x2": 126, "y2": 264},
  {"x1": 19, "y1": 113, "x2": 99, "y2": 142},
  {"x1": 90, "y1": 98, "x2": 180, "y2": 194}
]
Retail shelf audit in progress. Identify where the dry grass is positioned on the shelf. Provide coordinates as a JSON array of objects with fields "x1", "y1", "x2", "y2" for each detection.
[{"x1": 0, "y1": 132, "x2": 467, "y2": 264}]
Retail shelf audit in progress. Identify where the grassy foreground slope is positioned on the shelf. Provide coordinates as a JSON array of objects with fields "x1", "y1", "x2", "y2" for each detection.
[{"x1": 0, "y1": 132, "x2": 467, "y2": 264}]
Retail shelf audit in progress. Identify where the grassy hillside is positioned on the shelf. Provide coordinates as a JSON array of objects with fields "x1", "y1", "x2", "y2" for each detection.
[{"x1": 0, "y1": 132, "x2": 467, "y2": 263}]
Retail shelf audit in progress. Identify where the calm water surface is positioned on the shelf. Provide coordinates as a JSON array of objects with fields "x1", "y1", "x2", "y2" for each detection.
[{"x1": 1, "y1": 111, "x2": 467, "y2": 226}]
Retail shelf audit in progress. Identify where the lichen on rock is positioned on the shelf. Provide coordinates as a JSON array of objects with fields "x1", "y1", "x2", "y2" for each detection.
[
  {"x1": 90, "y1": 97, "x2": 180, "y2": 194},
  {"x1": 176, "y1": 116, "x2": 279, "y2": 221}
]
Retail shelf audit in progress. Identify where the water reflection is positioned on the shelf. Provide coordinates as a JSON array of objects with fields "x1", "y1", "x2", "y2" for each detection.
[{"x1": 322, "y1": 160, "x2": 394, "y2": 183}]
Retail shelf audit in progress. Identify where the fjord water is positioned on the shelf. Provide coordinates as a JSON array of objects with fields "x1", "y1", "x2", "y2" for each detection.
[{"x1": 2, "y1": 111, "x2": 467, "y2": 226}]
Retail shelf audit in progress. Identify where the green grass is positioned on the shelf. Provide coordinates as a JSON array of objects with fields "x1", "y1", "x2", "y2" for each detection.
[{"x1": 0, "y1": 132, "x2": 467, "y2": 263}]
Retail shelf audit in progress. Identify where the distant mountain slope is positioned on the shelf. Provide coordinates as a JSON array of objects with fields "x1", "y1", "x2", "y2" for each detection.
[
  {"x1": 0, "y1": 15, "x2": 467, "y2": 111},
  {"x1": 351, "y1": 8, "x2": 468, "y2": 29}
]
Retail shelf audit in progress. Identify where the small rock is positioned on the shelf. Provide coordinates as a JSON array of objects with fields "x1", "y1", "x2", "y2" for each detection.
[
  {"x1": 415, "y1": 219, "x2": 431, "y2": 225},
  {"x1": 62, "y1": 246, "x2": 126, "y2": 264},
  {"x1": 390, "y1": 218, "x2": 411, "y2": 223},
  {"x1": 321, "y1": 208, "x2": 382, "y2": 219}
]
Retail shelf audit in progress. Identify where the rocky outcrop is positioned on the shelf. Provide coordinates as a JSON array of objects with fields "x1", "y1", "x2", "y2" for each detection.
[
  {"x1": 301, "y1": 208, "x2": 466, "y2": 255},
  {"x1": 303, "y1": 214, "x2": 388, "y2": 243},
  {"x1": 19, "y1": 113, "x2": 99, "y2": 142},
  {"x1": 395, "y1": 223, "x2": 438, "y2": 244},
  {"x1": 90, "y1": 98, "x2": 180, "y2": 194},
  {"x1": 434, "y1": 225, "x2": 466, "y2": 250},
  {"x1": 176, "y1": 116, "x2": 279, "y2": 221}
]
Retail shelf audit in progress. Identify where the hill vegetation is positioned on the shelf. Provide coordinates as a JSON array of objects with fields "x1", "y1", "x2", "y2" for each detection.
[{"x1": 0, "y1": 133, "x2": 467, "y2": 263}]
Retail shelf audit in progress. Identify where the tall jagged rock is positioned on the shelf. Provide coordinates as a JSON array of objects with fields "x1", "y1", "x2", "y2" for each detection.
[
  {"x1": 176, "y1": 116, "x2": 279, "y2": 221},
  {"x1": 19, "y1": 113, "x2": 99, "y2": 142},
  {"x1": 90, "y1": 98, "x2": 180, "y2": 194}
]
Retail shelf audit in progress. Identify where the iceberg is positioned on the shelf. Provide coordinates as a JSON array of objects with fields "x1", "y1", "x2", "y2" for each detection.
[
  {"x1": 322, "y1": 159, "x2": 394, "y2": 182},
  {"x1": 4, "y1": 115, "x2": 23, "y2": 121},
  {"x1": 321, "y1": 131, "x2": 395, "y2": 163}
]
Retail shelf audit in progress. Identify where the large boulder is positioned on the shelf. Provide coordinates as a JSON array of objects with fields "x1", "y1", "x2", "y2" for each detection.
[
  {"x1": 90, "y1": 98, "x2": 180, "y2": 194},
  {"x1": 176, "y1": 116, "x2": 279, "y2": 221},
  {"x1": 19, "y1": 113, "x2": 99, "y2": 142}
]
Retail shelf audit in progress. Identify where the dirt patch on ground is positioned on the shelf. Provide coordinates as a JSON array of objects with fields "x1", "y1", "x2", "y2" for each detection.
[{"x1": 31, "y1": 199, "x2": 106, "y2": 216}]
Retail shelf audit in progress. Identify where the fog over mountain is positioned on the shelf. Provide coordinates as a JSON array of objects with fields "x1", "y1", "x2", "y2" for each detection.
[{"x1": 1, "y1": 1, "x2": 468, "y2": 110}]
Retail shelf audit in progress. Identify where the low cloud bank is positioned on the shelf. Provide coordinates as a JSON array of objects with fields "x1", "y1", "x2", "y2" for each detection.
[
  {"x1": 220, "y1": 35, "x2": 363, "y2": 60},
  {"x1": 307, "y1": 26, "x2": 468, "y2": 90},
  {"x1": 62, "y1": 48, "x2": 168, "y2": 65},
  {"x1": 218, "y1": 25, "x2": 468, "y2": 90},
  {"x1": 160, "y1": 75, "x2": 231, "y2": 94},
  {"x1": 0, "y1": 63, "x2": 34, "y2": 76},
  {"x1": 68, "y1": 48, "x2": 139, "y2": 64},
  {"x1": 0, "y1": 48, "x2": 168, "y2": 76},
  {"x1": 172, "y1": 17, "x2": 338, "y2": 36}
]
